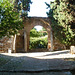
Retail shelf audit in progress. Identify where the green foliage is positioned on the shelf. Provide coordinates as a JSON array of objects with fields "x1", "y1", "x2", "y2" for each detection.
[
  {"x1": 30, "y1": 27, "x2": 48, "y2": 49},
  {"x1": 30, "y1": 28, "x2": 47, "y2": 37},
  {"x1": 13, "y1": 0, "x2": 32, "y2": 17},
  {"x1": 40, "y1": 28, "x2": 47, "y2": 36},
  {"x1": 0, "y1": 0, "x2": 32, "y2": 38},
  {"x1": 46, "y1": 0, "x2": 75, "y2": 47},
  {"x1": 29, "y1": 37, "x2": 48, "y2": 49},
  {"x1": 30, "y1": 28, "x2": 41, "y2": 37},
  {"x1": 0, "y1": 0, "x2": 23, "y2": 38}
]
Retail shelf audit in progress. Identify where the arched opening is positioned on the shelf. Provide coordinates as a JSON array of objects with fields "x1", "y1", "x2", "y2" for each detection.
[
  {"x1": 29, "y1": 25, "x2": 48, "y2": 52},
  {"x1": 15, "y1": 17, "x2": 53, "y2": 53}
]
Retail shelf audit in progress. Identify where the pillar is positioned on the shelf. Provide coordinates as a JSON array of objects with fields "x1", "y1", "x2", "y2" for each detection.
[
  {"x1": 48, "y1": 32, "x2": 51, "y2": 50},
  {"x1": 27, "y1": 33, "x2": 30, "y2": 51},
  {"x1": 13, "y1": 34, "x2": 16, "y2": 53},
  {"x1": 50, "y1": 30, "x2": 53, "y2": 51},
  {"x1": 24, "y1": 31, "x2": 27, "y2": 52}
]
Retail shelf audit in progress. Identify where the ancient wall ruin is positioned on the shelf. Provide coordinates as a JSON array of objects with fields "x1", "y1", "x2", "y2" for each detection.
[{"x1": 0, "y1": 17, "x2": 66, "y2": 53}]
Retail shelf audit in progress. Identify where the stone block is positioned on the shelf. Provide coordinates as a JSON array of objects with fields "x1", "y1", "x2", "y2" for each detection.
[{"x1": 70, "y1": 46, "x2": 75, "y2": 54}]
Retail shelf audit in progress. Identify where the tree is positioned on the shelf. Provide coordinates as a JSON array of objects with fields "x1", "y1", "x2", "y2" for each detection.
[
  {"x1": 0, "y1": 0, "x2": 23, "y2": 38},
  {"x1": 0, "y1": 0, "x2": 32, "y2": 38},
  {"x1": 13, "y1": 0, "x2": 32, "y2": 17},
  {"x1": 39, "y1": 28, "x2": 47, "y2": 36},
  {"x1": 46, "y1": 0, "x2": 75, "y2": 48},
  {"x1": 30, "y1": 28, "x2": 41, "y2": 37}
]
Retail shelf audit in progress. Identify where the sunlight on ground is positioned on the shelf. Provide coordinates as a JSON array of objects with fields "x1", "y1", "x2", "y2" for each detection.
[{"x1": 1, "y1": 50, "x2": 75, "y2": 59}]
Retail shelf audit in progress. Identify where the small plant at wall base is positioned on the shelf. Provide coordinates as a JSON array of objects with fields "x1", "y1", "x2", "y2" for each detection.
[{"x1": 46, "y1": 0, "x2": 75, "y2": 48}]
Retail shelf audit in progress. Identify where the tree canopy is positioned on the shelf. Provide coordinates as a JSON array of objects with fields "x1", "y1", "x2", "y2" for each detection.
[
  {"x1": 13, "y1": 0, "x2": 32, "y2": 17},
  {"x1": 46, "y1": 0, "x2": 75, "y2": 47},
  {"x1": 0, "y1": 0, "x2": 32, "y2": 38},
  {"x1": 30, "y1": 27, "x2": 47, "y2": 37}
]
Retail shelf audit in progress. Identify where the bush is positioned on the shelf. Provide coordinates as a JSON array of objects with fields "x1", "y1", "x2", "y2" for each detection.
[{"x1": 29, "y1": 37, "x2": 48, "y2": 49}]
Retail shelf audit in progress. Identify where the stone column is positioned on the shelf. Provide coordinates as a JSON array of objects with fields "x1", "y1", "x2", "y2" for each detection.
[
  {"x1": 24, "y1": 31, "x2": 27, "y2": 52},
  {"x1": 47, "y1": 19, "x2": 53, "y2": 51},
  {"x1": 70, "y1": 46, "x2": 75, "y2": 54},
  {"x1": 27, "y1": 33, "x2": 30, "y2": 51},
  {"x1": 48, "y1": 32, "x2": 51, "y2": 50},
  {"x1": 13, "y1": 34, "x2": 16, "y2": 53},
  {"x1": 50, "y1": 30, "x2": 53, "y2": 51}
]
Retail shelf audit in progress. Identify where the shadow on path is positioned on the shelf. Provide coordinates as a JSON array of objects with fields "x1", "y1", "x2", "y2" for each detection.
[{"x1": 0, "y1": 50, "x2": 75, "y2": 73}]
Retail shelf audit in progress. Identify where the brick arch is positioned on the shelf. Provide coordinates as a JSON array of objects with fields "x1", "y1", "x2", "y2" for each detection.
[{"x1": 23, "y1": 17, "x2": 53, "y2": 52}]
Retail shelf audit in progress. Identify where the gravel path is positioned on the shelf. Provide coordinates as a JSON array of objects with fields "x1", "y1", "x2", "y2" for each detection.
[{"x1": 0, "y1": 50, "x2": 75, "y2": 72}]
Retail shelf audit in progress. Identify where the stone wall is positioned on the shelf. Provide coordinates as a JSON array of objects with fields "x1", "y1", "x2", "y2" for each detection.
[
  {"x1": 0, "y1": 17, "x2": 66, "y2": 53},
  {"x1": 15, "y1": 33, "x2": 66, "y2": 52},
  {"x1": 0, "y1": 36, "x2": 14, "y2": 53},
  {"x1": 53, "y1": 39, "x2": 66, "y2": 50},
  {"x1": 0, "y1": 35, "x2": 66, "y2": 53},
  {"x1": 16, "y1": 35, "x2": 24, "y2": 53}
]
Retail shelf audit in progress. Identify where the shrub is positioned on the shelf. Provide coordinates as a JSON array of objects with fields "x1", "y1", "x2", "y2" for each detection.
[{"x1": 29, "y1": 37, "x2": 48, "y2": 49}]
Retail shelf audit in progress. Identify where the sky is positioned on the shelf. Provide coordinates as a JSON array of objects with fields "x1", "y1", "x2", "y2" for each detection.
[
  {"x1": 28, "y1": 0, "x2": 54, "y2": 17},
  {"x1": 34, "y1": 26, "x2": 43, "y2": 31},
  {"x1": 28, "y1": 0, "x2": 54, "y2": 31}
]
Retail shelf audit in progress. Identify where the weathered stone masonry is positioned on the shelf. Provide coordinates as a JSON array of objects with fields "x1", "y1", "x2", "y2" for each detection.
[
  {"x1": 0, "y1": 36, "x2": 14, "y2": 52},
  {"x1": 0, "y1": 17, "x2": 66, "y2": 53}
]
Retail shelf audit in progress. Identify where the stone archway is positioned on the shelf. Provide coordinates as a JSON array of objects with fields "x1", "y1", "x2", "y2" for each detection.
[
  {"x1": 0, "y1": 17, "x2": 66, "y2": 53},
  {"x1": 23, "y1": 17, "x2": 53, "y2": 52}
]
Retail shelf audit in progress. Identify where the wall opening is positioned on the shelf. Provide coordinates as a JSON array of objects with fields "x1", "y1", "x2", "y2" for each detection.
[{"x1": 29, "y1": 25, "x2": 48, "y2": 52}]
